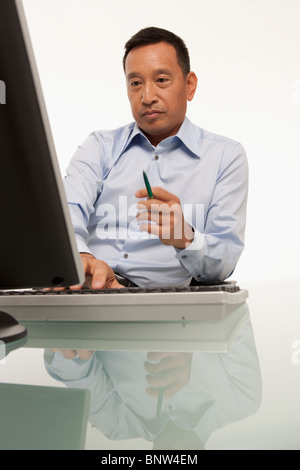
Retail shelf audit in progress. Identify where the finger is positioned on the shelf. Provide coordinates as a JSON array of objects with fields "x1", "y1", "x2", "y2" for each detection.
[
  {"x1": 136, "y1": 200, "x2": 176, "y2": 215},
  {"x1": 145, "y1": 382, "x2": 183, "y2": 399},
  {"x1": 147, "y1": 352, "x2": 178, "y2": 361},
  {"x1": 155, "y1": 353, "x2": 192, "y2": 372},
  {"x1": 135, "y1": 188, "x2": 151, "y2": 199},
  {"x1": 69, "y1": 283, "x2": 85, "y2": 291},
  {"x1": 136, "y1": 200, "x2": 161, "y2": 211},
  {"x1": 146, "y1": 373, "x2": 190, "y2": 396},
  {"x1": 77, "y1": 350, "x2": 94, "y2": 360},
  {"x1": 137, "y1": 210, "x2": 178, "y2": 230},
  {"x1": 161, "y1": 381, "x2": 185, "y2": 398},
  {"x1": 83, "y1": 261, "x2": 113, "y2": 290},
  {"x1": 136, "y1": 210, "x2": 163, "y2": 225},
  {"x1": 50, "y1": 348, "x2": 76, "y2": 359},
  {"x1": 139, "y1": 222, "x2": 160, "y2": 237},
  {"x1": 108, "y1": 279, "x2": 126, "y2": 289},
  {"x1": 91, "y1": 271, "x2": 110, "y2": 289},
  {"x1": 139, "y1": 222, "x2": 176, "y2": 244},
  {"x1": 136, "y1": 187, "x2": 178, "y2": 203},
  {"x1": 145, "y1": 387, "x2": 160, "y2": 398},
  {"x1": 43, "y1": 286, "x2": 68, "y2": 292},
  {"x1": 145, "y1": 355, "x2": 183, "y2": 375},
  {"x1": 61, "y1": 350, "x2": 77, "y2": 360},
  {"x1": 152, "y1": 187, "x2": 179, "y2": 203},
  {"x1": 50, "y1": 349, "x2": 94, "y2": 361},
  {"x1": 69, "y1": 258, "x2": 91, "y2": 289},
  {"x1": 69, "y1": 255, "x2": 93, "y2": 290},
  {"x1": 89, "y1": 262, "x2": 125, "y2": 290},
  {"x1": 146, "y1": 369, "x2": 179, "y2": 388}
]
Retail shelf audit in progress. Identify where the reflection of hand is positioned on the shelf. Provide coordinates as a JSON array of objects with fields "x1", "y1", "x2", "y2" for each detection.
[
  {"x1": 50, "y1": 349, "x2": 94, "y2": 360},
  {"x1": 144, "y1": 352, "x2": 193, "y2": 398},
  {"x1": 135, "y1": 187, "x2": 194, "y2": 249}
]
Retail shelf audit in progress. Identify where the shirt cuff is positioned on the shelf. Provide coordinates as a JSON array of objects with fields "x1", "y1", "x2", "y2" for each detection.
[
  {"x1": 75, "y1": 235, "x2": 94, "y2": 257},
  {"x1": 175, "y1": 228, "x2": 207, "y2": 281}
]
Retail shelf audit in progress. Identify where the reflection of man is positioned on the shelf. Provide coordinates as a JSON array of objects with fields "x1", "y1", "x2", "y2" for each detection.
[
  {"x1": 0, "y1": 80, "x2": 6, "y2": 104},
  {"x1": 45, "y1": 321, "x2": 262, "y2": 449},
  {"x1": 65, "y1": 27, "x2": 248, "y2": 289}
]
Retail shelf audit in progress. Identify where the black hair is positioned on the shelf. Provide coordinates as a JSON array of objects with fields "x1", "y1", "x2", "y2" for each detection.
[{"x1": 123, "y1": 27, "x2": 191, "y2": 76}]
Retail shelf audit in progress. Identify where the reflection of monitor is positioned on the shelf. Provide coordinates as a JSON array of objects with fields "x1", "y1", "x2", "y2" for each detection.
[{"x1": 0, "y1": 0, "x2": 84, "y2": 341}]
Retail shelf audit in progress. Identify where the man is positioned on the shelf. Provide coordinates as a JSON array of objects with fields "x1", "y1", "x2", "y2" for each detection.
[{"x1": 65, "y1": 27, "x2": 248, "y2": 289}]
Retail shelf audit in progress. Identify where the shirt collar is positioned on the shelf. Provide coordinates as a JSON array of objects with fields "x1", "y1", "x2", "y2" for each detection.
[
  {"x1": 125, "y1": 116, "x2": 201, "y2": 159},
  {"x1": 175, "y1": 117, "x2": 201, "y2": 159}
]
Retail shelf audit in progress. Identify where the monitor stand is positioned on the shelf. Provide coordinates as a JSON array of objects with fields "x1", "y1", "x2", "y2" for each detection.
[{"x1": 0, "y1": 311, "x2": 27, "y2": 344}]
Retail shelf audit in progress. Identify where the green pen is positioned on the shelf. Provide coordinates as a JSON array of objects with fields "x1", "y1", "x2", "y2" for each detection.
[
  {"x1": 143, "y1": 170, "x2": 154, "y2": 199},
  {"x1": 156, "y1": 387, "x2": 165, "y2": 419}
]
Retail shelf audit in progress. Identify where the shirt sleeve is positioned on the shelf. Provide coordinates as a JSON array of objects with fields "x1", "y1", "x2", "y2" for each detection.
[
  {"x1": 63, "y1": 134, "x2": 105, "y2": 256},
  {"x1": 192, "y1": 320, "x2": 262, "y2": 444},
  {"x1": 44, "y1": 350, "x2": 153, "y2": 441},
  {"x1": 175, "y1": 143, "x2": 248, "y2": 283}
]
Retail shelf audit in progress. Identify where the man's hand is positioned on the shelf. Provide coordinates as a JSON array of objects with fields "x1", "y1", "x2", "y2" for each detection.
[
  {"x1": 50, "y1": 349, "x2": 94, "y2": 360},
  {"x1": 72, "y1": 253, "x2": 125, "y2": 290},
  {"x1": 135, "y1": 187, "x2": 194, "y2": 249},
  {"x1": 144, "y1": 352, "x2": 193, "y2": 398}
]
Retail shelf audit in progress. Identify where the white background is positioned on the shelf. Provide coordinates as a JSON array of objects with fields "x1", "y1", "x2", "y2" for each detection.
[{"x1": 22, "y1": 0, "x2": 300, "y2": 284}]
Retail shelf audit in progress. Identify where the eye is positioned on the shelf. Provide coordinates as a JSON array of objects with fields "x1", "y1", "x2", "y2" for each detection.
[
  {"x1": 129, "y1": 80, "x2": 142, "y2": 87},
  {"x1": 156, "y1": 77, "x2": 170, "y2": 86}
]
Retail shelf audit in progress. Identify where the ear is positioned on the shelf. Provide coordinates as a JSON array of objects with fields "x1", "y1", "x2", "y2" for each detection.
[{"x1": 186, "y1": 72, "x2": 198, "y2": 102}]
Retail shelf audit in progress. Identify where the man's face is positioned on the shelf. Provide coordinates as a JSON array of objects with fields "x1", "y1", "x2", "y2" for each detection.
[{"x1": 125, "y1": 42, "x2": 197, "y2": 146}]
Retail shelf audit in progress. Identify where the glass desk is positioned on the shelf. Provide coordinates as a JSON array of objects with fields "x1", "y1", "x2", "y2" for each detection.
[{"x1": 0, "y1": 281, "x2": 299, "y2": 451}]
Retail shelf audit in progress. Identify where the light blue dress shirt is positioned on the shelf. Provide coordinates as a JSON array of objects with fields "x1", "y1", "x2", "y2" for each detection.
[
  {"x1": 64, "y1": 117, "x2": 248, "y2": 286},
  {"x1": 44, "y1": 320, "x2": 262, "y2": 445}
]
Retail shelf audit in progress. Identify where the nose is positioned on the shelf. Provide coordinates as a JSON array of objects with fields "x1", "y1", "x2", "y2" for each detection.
[{"x1": 142, "y1": 81, "x2": 158, "y2": 105}]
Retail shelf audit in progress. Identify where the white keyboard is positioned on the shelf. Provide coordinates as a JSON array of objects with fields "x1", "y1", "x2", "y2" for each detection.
[{"x1": 0, "y1": 284, "x2": 248, "y2": 322}]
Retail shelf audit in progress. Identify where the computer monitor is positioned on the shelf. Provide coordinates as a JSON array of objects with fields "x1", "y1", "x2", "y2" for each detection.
[
  {"x1": 0, "y1": 0, "x2": 85, "y2": 343},
  {"x1": 0, "y1": 0, "x2": 84, "y2": 291}
]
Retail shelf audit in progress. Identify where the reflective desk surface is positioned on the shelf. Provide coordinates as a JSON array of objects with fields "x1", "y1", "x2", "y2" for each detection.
[{"x1": 0, "y1": 281, "x2": 299, "y2": 451}]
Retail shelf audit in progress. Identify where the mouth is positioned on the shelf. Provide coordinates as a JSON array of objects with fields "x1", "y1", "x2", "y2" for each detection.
[{"x1": 141, "y1": 110, "x2": 163, "y2": 119}]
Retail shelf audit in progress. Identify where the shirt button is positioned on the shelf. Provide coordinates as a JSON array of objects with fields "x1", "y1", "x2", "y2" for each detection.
[
  {"x1": 123, "y1": 253, "x2": 128, "y2": 259},
  {"x1": 154, "y1": 155, "x2": 159, "y2": 161},
  {"x1": 182, "y1": 255, "x2": 187, "y2": 259}
]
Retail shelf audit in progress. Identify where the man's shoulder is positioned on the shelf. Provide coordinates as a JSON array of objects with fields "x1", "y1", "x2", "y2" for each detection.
[
  {"x1": 82, "y1": 122, "x2": 137, "y2": 163},
  {"x1": 182, "y1": 118, "x2": 244, "y2": 160},
  {"x1": 193, "y1": 122, "x2": 242, "y2": 149},
  {"x1": 90, "y1": 122, "x2": 136, "y2": 143}
]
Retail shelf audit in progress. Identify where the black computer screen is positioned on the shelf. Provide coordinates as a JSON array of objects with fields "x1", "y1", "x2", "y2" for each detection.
[{"x1": 0, "y1": 0, "x2": 84, "y2": 289}]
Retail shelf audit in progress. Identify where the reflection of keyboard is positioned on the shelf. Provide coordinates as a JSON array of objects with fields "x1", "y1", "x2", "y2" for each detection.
[{"x1": 0, "y1": 284, "x2": 248, "y2": 323}]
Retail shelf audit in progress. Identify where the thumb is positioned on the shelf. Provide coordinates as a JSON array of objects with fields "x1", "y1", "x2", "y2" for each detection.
[{"x1": 109, "y1": 278, "x2": 126, "y2": 289}]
